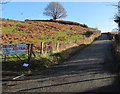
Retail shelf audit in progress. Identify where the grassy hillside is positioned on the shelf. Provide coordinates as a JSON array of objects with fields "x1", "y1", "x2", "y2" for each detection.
[
  {"x1": 1, "y1": 19, "x2": 100, "y2": 47},
  {"x1": 1, "y1": 18, "x2": 101, "y2": 74}
]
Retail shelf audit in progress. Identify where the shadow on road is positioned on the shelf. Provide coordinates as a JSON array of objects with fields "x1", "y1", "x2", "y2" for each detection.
[
  {"x1": 2, "y1": 34, "x2": 120, "y2": 92},
  {"x1": 18, "y1": 76, "x2": 118, "y2": 92}
]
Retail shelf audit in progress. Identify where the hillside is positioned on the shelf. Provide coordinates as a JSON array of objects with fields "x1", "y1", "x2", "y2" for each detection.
[
  {"x1": 1, "y1": 19, "x2": 101, "y2": 49},
  {"x1": 1, "y1": 18, "x2": 101, "y2": 74}
]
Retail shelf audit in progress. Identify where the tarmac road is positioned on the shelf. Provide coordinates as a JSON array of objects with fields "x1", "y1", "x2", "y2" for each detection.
[{"x1": 2, "y1": 34, "x2": 120, "y2": 92}]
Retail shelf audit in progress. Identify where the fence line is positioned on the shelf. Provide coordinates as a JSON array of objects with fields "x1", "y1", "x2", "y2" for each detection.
[
  {"x1": 1, "y1": 34, "x2": 100, "y2": 62},
  {"x1": 33, "y1": 34, "x2": 99, "y2": 54}
]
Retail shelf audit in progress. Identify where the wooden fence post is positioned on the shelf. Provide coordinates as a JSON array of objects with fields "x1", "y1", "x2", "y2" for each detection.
[
  {"x1": 27, "y1": 44, "x2": 30, "y2": 56},
  {"x1": 57, "y1": 43, "x2": 60, "y2": 52},
  {"x1": 28, "y1": 44, "x2": 33, "y2": 62},
  {"x1": 41, "y1": 42, "x2": 44, "y2": 54},
  {"x1": 5, "y1": 55, "x2": 6, "y2": 62},
  {"x1": 49, "y1": 46, "x2": 53, "y2": 54},
  {"x1": 52, "y1": 43, "x2": 56, "y2": 53}
]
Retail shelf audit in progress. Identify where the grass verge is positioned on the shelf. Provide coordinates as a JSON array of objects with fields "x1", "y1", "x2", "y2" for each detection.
[{"x1": 2, "y1": 35, "x2": 100, "y2": 80}]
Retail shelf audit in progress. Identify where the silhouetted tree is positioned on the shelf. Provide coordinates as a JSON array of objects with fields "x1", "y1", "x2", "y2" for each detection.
[
  {"x1": 43, "y1": 2, "x2": 67, "y2": 20},
  {"x1": 114, "y1": 1, "x2": 120, "y2": 32}
]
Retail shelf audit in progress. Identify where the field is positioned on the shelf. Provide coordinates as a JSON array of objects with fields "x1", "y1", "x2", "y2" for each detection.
[
  {"x1": 1, "y1": 18, "x2": 101, "y2": 75},
  {"x1": 1, "y1": 19, "x2": 100, "y2": 44}
]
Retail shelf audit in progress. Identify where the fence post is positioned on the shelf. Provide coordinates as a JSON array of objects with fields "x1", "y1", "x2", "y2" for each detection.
[
  {"x1": 27, "y1": 44, "x2": 30, "y2": 61},
  {"x1": 27, "y1": 44, "x2": 30, "y2": 56},
  {"x1": 28, "y1": 44, "x2": 33, "y2": 62},
  {"x1": 57, "y1": 43, "x2": 60, "y2": 52},
  {"x1": 5, "y1": 55, "x2": 6, "y2": 62},
  {"x1": 49, "y1": 46, "x2": 53, "y2": 54},
  {"x1": 41, "y1": 42, "x2": 44, "y2": 54},
  {"x1": 40, "y1": 42, "x2": 44, "y2": 54},
  {"x1": 52, "y1": 43, "x2": 56, "y2": 53}
]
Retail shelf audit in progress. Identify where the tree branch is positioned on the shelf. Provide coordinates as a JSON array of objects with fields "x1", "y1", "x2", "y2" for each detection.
[{"x1": 0, "y1": 0, "x2": 11, "y2": 4}]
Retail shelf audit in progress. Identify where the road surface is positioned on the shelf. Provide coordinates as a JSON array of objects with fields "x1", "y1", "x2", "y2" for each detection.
[{"x1": 2, "y1": 34, "x2": 120, "y2": 92}]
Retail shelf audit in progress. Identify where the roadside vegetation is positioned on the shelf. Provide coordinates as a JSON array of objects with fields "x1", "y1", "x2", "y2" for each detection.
[{"x1": 108, "y1": 32, "x2": 120, "y2": 81}]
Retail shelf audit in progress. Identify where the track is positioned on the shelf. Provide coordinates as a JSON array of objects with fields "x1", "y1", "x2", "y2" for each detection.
[{"x1": 3, "y1": 34, "x2": 120, "y2": 92}]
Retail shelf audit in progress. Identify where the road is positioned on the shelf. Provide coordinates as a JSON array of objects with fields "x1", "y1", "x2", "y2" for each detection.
[{"x1": 2, "y1": 34, "x2": 120, "y2": 92}]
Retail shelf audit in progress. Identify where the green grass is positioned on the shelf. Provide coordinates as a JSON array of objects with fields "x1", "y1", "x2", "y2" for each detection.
[
  {"x1": 32, "y1": 30, "x2": 85, "y2": 43},
  {"x1": 66, "y1": 35, "x2": 84, "y2": 42},
  {"x1": 52, "y1": 30, "x2": 67, "y2": 37},
  {"x1": 32, "y1": 38, "x2": 41, "y2": 43},
  {"x1": 2, "y1": 26, "x2": 87, "y2": 43},
  {"x1": 2, "y1": 54, "x2": 28, "y2": 62},
  {"x1": 67, "y1": 29, "x2": 79, "y2": 33},
  {"x1": 31, "y1": 30, "x2": 85, "y2": 43},
  {"x1": 50, "y1": 30, "x2": 85, "y2": 42},
  {"x1": 2, "y1": 26, "x2": 27, "y2": 35},
  {"x1": 32, "y1": 38, "x2": 66, "y2": 43},
  {"x1": 16, "y1": 21, "x2": 32, "y2": 25},
  {"x1": 2, "y1": 26, "x2": 17, "y2": 33}
]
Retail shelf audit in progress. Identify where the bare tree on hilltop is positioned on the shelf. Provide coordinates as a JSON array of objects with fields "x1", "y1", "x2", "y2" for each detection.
[{"x1": 43, "y1": 2, "x2": 67, "y2": 20}]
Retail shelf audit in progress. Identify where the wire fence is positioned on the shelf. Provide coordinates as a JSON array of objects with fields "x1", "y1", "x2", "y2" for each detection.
[
  {"x1": 33, "y1": 35, "x2": 96, "y2": 54},
  {"x1": 1, "y1": 34, "x2": 100, "y2": 62}
]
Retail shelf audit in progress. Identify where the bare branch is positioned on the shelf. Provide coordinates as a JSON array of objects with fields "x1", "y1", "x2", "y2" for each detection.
[{"x1": 0, "y1": 0, "x2": 11, "y2": 4}]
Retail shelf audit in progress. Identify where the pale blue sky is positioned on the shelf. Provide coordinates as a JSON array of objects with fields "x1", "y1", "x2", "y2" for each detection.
[{"x1": 2, "y1": 2, "x2": 119, "y2": 32}]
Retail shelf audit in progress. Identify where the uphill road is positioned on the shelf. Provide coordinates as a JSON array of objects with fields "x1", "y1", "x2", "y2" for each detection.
[{"x1": 2, "y1": 34, "x2": 120, "y2": 93}]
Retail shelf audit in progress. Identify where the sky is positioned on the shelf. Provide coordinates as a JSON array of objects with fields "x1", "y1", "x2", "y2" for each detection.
[{"x1": 1, "y1": 1, "x2": 119, "y2": 32}]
